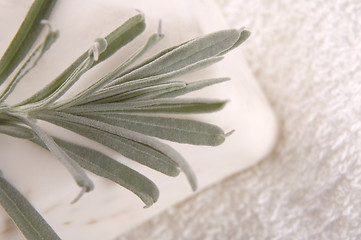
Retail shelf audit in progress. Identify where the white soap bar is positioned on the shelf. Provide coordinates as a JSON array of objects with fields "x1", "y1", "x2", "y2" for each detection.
[{"x1": 0, "y1": 0, "x2": 278, "y2": 239}]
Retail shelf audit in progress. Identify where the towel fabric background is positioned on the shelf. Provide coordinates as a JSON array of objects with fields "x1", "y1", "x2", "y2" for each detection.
[{"x1": 119, "y1": 1, "x2": 361, "y2": 239}]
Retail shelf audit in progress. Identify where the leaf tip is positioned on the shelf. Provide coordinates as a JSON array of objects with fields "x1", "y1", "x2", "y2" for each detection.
[
  {"x1": 70, "y1": 187, "x2": 86, "y2": 204},
  {"x1": 141, "y1": 192, "x2": 159, "y2": 208},
  {"x1": 240, "y1": 29, "x2": 251, "y2": 39},
  {"x1": 184, "y1": 169, "x2": 198, "y2": 192},
  {"x1": 90, "y1": 38, "x2": 108, "y2": 61},
  {"x1": 40, "y1": 19, "x2": 52, "y2": 31},
  {"x1": 191, "y1": 178, "x2": 198, "y2": 192},
  {"x1": 134, "y1": 9, "x2": 145, "y2": 20},
  {"x1": 143, "y1": 202, "x2": 153, "y2": 209},
  {"x1": 223, "y1": 129, "x2": 235, "y2": 138}
]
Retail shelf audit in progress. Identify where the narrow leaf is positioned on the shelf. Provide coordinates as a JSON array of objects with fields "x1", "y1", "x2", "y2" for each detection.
[
  {"x1": 82, "y1": 113, "x2": 225, "y2": 146},
  {"x1": 0, "y1": 173, "x2": 61, "y2": 240},
  {"x1": 0, "y1": 29, "x2": 59, "y2": 102},
  {"x1": 21, "y1": 49, "x2": 95, "y2": 111},
  {"x1": 34, "y1": 113, "x2": 180, "y2": 177},
  {"x1": 156, "y1": 77, "x2": 230, "y2": 99},
  {"x1": 89, "y1": 82, "x2": 186, "y2": 104},
  {"x1": 0, "y1": 122, "x2": 159, "y2": 207},
  {"x1": 75, "y1": 56, "x2": 221, "y2": 105},
  {"x1": 19, "y1": 13, "x2": 146, "y2": 106},
  {"x1": 107, "y1": 31, "x2": 165, "y2": 79},
  {"x1": 106, "y1": 40, "x2": 190, "y2": 87},
  {"x1": 32, "y1": 137, "x2": 159, "y2": 207},
  {"x1": 127, "y1": 82, "x2": 187, "y2": 102},
  {"x1": 0, "y1": 0, "x2": 57, "y2": 85},
  {"x1": 56, "y1": 139, "x2": 159, "y2": 207},
  {"x1": 218, "y1": 29, "x2": 251, "y2": 55},
  {"x1": 107, "y1": 29, "x2": 240, "y2": 86},
  {"x1": 35, "y1": 111, "x2": 197, "y2": 190},
  {"x1": 97, "y1": 14, "x2": 146, "y2": 63},
  {"x1": 65, "y1": 98, "x2": 227, "y2": 114},
  {"x1": 0, "y1": 122, "x2": 34, "y2": 139},
  {"x1": 11, "y1": 113, "x2": 94, "y2": 192},
  {"x1": 0, "y1": 112, "x2": 21, "y2": 122},
  {"x1": 56, "y1": 32, "x2": 165, "y2": 109}
]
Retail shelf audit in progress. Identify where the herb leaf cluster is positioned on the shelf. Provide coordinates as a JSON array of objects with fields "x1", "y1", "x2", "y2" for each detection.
[{"x1": 0, "y1": 0, "x2": 249, "y2": 239}]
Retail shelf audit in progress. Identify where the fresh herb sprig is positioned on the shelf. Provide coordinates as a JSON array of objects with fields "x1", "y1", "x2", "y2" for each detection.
[{"x1": 0, "y1": 0, "x2": 250, "y2": 239}]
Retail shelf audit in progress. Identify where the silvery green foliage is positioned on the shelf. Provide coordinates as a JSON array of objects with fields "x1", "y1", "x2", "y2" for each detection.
[{"x1": 0, "y1": 0, "x2": 249, "y2": 239}]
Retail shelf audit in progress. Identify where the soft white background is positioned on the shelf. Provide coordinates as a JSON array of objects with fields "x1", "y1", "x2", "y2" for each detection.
[{"x1": 119, "y1": 0, "x2": 361, "y2": 239}]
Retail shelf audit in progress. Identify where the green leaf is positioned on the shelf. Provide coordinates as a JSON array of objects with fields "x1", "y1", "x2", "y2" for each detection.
[
  {"x1": 0, "y1": 112, "x2": 18, "y2": 122},
  {"x1": 18, "y1": 13, "x2": 146, "y2": 106},
  {"x1": 20, "y1": 47, "x2": 96, "y2": 111},
  {"x1": 30, "y1": 137, "x2": 159, "y2": 207},
  {"x1": 55, "y1": 138, "x2": 159, "y2": 207},
  {"x1": 17, "y1": 37, "x2": 113, "y2": 111},
  {"x1": 56, "y1": 32, "x2": 165, "y2": 109},
  {"x1": 89, "y1": 82, "x2": 186, "y2": 104},
  {"x1": 218, "y1": 29, "x2": 251, "y2": 55},
  {"x1": 152, "y1": 77, "x2": 230, "y2": 99},
  {"x1": 108, "y1": 31, "x2": 165, "y2": 79},
  {"x1": 11, "y1": 113, "x2": 94, "y2": 192},
  {"x1": 97, "y1": 14, "x2": 146, "y2": 63},
  {"x1": 0, "y1": 29, "x2": 59, "y2": 103},
  {"x1": 107, "y1": 40, "x2": 190, "y2": 86},
  {"x1": 0, "y1": 122, "x2": 35, "y2": 139},
  {"x1": 65, "y1": 98, "x2": 227, "y2": 114},
  {"x1": 34, "y1": 113, "x2": 180, "y2": 177},
  {"x1": 72, "y1": 56, "x2": 223, "y2": 106},
  {"x1": 0, "y1": 0, "x2": 57, "y2": 86},
  {"x1": 107, "y1": 29, "x2": 240, "y2": 86},
  {"x1": 0, "y1": 119, "x2": 159, "y2": 207},
  {"x1": 34, "y1": 111, "x2": 197, "y2": 190},
  {"x1": 81, "y1": 113, "x2": 225, "y2": 146},
  {"x1": 0, "y1": 173, "x2": 61, "y2": 240}
]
